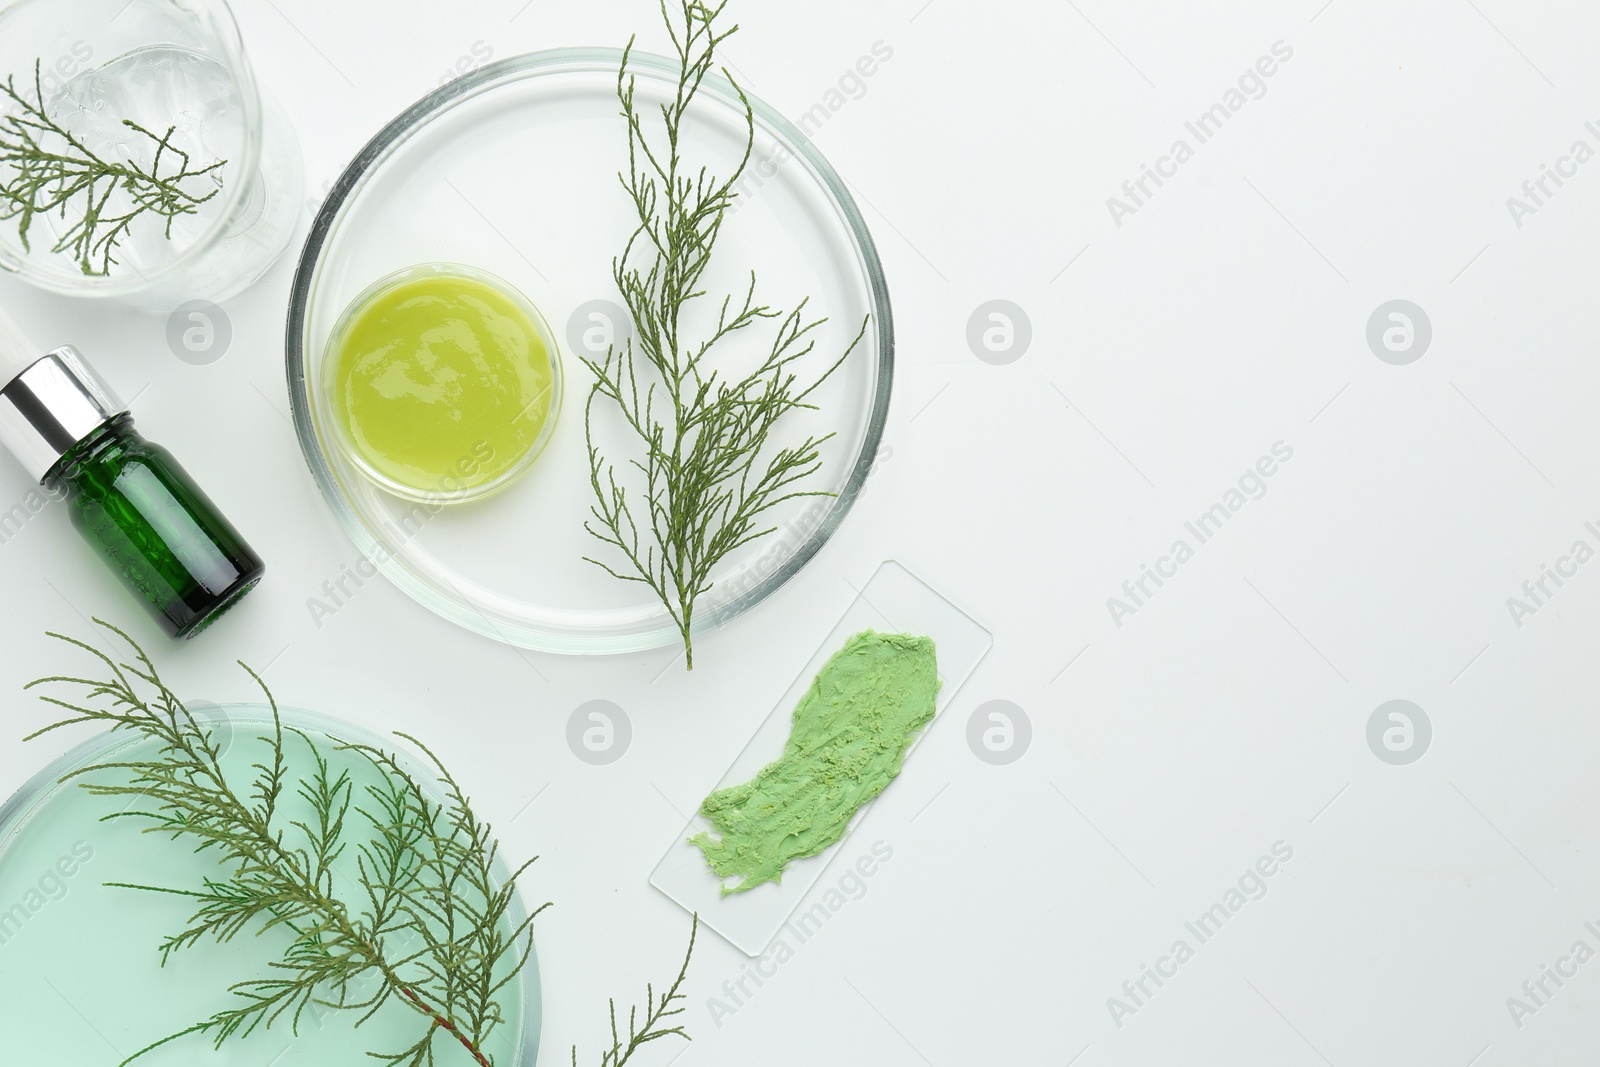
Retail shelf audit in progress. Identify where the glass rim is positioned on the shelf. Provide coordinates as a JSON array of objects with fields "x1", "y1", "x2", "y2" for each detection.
[
  {"x1": 0, "y1": 0, "x2": 268, "y2": 296},
  {"x1": 285, "y1": 46, "x2": 896, "y2": 656},
  {"x1": 0, "y1": 700, "x2": 544, "y2": 1065}
]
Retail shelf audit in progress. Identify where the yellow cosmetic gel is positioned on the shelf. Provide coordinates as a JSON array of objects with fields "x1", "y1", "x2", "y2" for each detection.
[{"x1": 328, "y1": 265, "x2": 560, "y2": 503}]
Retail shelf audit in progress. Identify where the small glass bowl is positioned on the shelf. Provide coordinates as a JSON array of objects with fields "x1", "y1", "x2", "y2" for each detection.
[
  {"x1": 0, "y1": 0, "x2": 303, "y2": 306},
  {"x1": 318, "y1": 262, "x2": 565, "y2": 506}
]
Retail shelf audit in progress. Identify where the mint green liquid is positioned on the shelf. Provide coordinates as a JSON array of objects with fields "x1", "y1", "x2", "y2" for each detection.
[{"x1": 0, "y1": 721, "x2": 535, "y2": 1066}]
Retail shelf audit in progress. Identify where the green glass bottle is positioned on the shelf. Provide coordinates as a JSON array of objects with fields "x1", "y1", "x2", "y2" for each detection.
[{"x1": 0, "y1": 347, "x2": 263, "y2": 638}]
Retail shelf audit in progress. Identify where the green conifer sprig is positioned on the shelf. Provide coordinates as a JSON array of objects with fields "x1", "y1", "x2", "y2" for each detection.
[
  {"x1": 0, "y1": 61, "x2": 225, "y2": 276},
  {"x1": 25, "y1": 621, "x2": 695, "y2": 1067},
  {"x1": 583, "y1": 0, "x2": 868, "y2": 669}
]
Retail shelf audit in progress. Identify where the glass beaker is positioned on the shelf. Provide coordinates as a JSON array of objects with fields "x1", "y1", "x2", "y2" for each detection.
[{"x1": 0, "y1": 0, "x2": 302, "y2": 305}]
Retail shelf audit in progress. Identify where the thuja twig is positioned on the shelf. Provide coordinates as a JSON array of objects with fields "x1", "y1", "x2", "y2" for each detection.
[
  {"x1": 574, "y1": 915, "x2": 698, "y2": 1067},
  {"x1": 583, "y1": 0, "x2": 867, "y2": 669},
  {"x1": 26, "y1": 621, "x2": 540, "y2": 1066},
  {"x1": 0, "y1": 61, "x2": 226, "y2": 276},
  {"x1": 25, "y1": 620, "x2": 700, "y2": 1065}
]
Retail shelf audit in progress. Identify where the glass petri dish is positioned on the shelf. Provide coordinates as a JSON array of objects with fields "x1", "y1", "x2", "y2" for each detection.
[
  {"x1": 322, "y1": 262, "x2": 565, "y2": 506},
  {"x1": 286, "y1": 49, "x2": 894, "y2": 656},
  {"x1": 0, "y1": 703, "x2": 541, "y2": 1065}
]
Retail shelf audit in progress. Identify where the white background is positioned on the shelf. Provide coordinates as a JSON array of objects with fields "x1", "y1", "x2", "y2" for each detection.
[{"x1": 2, "y1": 0, "x2": 1598, "y2": 1063}]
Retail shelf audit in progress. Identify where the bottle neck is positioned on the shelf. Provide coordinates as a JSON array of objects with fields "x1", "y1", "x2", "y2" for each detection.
[{"x1": 44, "y1": 412, "x2": 136, "y2": 488}]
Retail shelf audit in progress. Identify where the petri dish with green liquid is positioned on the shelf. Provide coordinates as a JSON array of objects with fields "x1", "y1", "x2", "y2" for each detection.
[
  {"x1": 0, "y1": 705, "x2": 541, "y2": 1065},
  {"x1": 323, "y1": 263, "x2": 563, "y2": 505}
]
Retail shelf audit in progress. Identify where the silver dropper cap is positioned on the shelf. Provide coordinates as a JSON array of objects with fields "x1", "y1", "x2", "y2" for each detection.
[{"x1": 0, "y1": 347, "x2": 123, "y2": 483}]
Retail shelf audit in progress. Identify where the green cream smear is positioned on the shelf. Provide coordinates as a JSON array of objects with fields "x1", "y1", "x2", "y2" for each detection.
[
  {"x1": 690, "y1": 631, "x2": 939, "y2": 894},
  {"x1": 331, "y1": 269, "x2": 556, "y2": 498}
]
